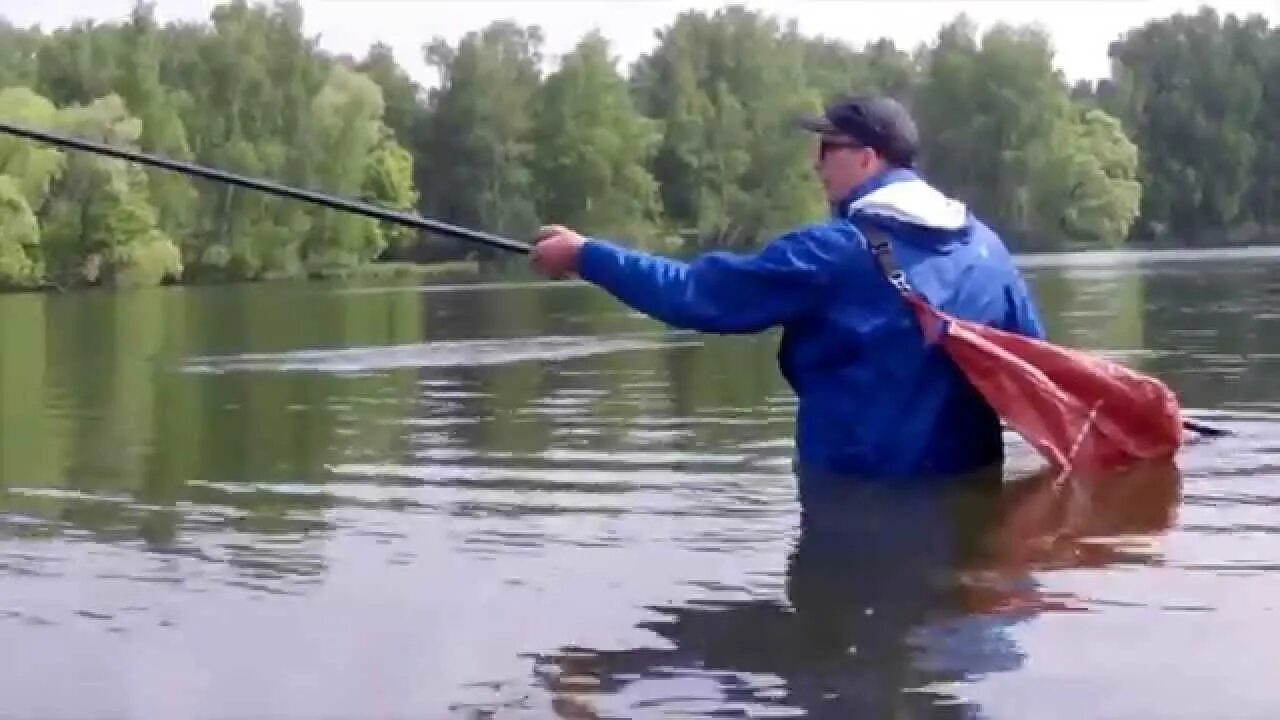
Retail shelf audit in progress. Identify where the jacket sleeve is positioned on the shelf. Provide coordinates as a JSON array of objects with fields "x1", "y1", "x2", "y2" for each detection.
[
  {"x1": 577, "y1": 227, "x2": 843, "y2": 334},
  {"x1": 1004, "y1": 275, "x2": 1048, "y2": 340}
]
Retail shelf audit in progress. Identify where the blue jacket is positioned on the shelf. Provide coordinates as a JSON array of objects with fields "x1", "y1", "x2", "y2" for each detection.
[{"x1": 578, "y1": 168, "x2": 1046, "y2": 480}]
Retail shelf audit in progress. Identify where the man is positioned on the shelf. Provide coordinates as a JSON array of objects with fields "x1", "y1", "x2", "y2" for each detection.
[{"x1": 529, "y1": 95, "x2": 1045, "y2": 483}]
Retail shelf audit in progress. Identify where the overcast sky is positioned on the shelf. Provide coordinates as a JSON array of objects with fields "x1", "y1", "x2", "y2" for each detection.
[{"x1": 2, "y1": 1, "x2": 1276, "y2": 87}]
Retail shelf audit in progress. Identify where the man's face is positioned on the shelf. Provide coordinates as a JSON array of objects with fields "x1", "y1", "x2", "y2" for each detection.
[{"x1": 814, "y1": 133, "x2": 879, "y2": 204}]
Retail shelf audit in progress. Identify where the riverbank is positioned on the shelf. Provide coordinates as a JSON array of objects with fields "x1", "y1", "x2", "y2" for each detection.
[
  {"x1": 297, "y1": 260, "x2": 482, "y2": 282},
  {"x1": 3, "y1": 259, "x2": 486, "y2": 295}
]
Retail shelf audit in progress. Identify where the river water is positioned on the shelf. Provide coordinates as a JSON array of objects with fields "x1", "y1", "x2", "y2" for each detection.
[{"x1": 2, "y1": 249, "x2": 1280, "y2": 719}]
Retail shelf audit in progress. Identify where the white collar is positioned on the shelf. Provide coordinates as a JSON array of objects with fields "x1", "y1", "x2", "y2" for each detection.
[{"x1": 847, "y1": 179, "x2": 968, "y2": 231}]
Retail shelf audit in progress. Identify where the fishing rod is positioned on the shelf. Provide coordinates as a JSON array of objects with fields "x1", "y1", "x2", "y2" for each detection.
[
  {"x1": 1183, "y1": 418, "x2": 1231, "y2": 438},
  {"x1": 0, "y1": 120, "x2": 532, "y2": 255}
]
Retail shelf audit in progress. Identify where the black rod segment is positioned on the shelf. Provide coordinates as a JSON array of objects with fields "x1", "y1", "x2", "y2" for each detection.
[{"x1": 0, "y1": 120, "x2": 531, "y2": 255}]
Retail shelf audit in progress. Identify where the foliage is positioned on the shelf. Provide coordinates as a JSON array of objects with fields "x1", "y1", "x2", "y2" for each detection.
[
  {"x1": 0, "y1": 86, "x2": 64, "y2": 206},
  {"x1": 0, "y1": 1, "x2": 1274, "y2": 292},
  {"x1": 0, "y1": 176, "x2": 42, "y2": 287},
  {"x1": 915, "y1": 19, "x2": 1077, "y2": 242},
  {"x1": 531, "y1": 32, "x2": 661, "y2": 244},
  {"x1": 1106, "y1": 7, "x2": 1272, "y2": 242},
  {"x1": 1028, "y1": 108, "x2": 1143, "y2": 248},
  {"x1": 631, "y1": 7, "x2": 824, "y2": 246},
  {"x1": 418, "y1": 21, "x2": 543, "y2": 251}
]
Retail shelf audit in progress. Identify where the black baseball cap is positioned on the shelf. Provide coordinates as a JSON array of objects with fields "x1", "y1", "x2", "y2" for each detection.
[{"x1": 797, "y1": 95, "x2": 919, "y2": 168}]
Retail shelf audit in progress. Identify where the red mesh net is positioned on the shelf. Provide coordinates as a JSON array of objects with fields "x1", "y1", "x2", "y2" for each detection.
[{"x1": 907, "y1": 295, "x2": 1185, "y2": 474}]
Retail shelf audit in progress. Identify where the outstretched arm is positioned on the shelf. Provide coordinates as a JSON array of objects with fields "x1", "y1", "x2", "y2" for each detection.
[{"x1": 531, "y1": 225, "x2": 847, "y2": 334}]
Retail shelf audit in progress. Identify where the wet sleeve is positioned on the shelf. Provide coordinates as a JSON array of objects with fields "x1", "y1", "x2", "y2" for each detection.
[{"x1": 577, "y1": 228, "x2": 842, "y2": 334}]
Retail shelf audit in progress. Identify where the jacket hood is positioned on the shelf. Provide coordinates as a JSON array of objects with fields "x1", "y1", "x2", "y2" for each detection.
[{"x1": 834, "y1": 168, "x2": 973, "y2": 252}]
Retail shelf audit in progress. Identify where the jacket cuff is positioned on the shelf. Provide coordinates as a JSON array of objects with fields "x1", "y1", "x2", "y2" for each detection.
[{"x1": 577, "y1": 238, "x2": 625, "y2": 287}]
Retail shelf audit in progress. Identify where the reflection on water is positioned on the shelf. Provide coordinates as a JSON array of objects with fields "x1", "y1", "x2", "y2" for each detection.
[
  {"x1": 2, "y1": 254, "x2": 1280, "y2": 719},
  {"x1": 532, "y1": 461, "x2": 1182, "y2": 719},
  {"x1": 181, "y1": 332, "x2": 704, "y2": 375}
]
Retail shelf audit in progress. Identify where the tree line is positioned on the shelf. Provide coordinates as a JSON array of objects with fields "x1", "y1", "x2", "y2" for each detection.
[{"x1": 0, "y1": 1, "x2": 1275, "y2": 291}]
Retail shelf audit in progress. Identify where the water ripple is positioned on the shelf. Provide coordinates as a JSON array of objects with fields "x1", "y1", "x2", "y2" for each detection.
[
  {"x1": 10, "y1": 257, "x2": 1280, "y2": 720},
  {"x1": 180, "y1": 332, "x2": 702, "y2": 374}
]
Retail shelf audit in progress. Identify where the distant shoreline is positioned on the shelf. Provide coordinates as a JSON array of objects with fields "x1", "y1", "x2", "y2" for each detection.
[
  {"x1": 8, "y1": 244, "x2": 1280, "y2": 297},
  {"x1": 1015, "y1": 243, "x2": 1280, "y2": 268},
  {"x1": 0, "y1": 259, "x2": 484, "y2": 295}
]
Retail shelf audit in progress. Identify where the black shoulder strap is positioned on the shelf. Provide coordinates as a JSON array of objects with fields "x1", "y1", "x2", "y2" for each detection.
[{"x1": 853, "y1": 217, "x2": 914, "y2": 297}]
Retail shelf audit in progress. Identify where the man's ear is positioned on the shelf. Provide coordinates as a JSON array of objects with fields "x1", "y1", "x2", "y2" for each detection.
[{"x1": 861, "y1": 148, "x2": 886, "y2": 174}]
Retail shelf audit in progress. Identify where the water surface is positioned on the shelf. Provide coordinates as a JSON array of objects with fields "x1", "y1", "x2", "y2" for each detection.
[{"x1": 2, "y1": 251, "x2": 1279, "y2": 719}]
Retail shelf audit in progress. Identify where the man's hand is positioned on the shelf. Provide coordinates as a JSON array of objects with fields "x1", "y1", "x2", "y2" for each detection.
[{"x1": 530, "y1": 224, "x2": 586, "y2": 280}]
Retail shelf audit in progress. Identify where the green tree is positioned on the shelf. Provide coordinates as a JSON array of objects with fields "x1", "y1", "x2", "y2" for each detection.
[
  {"x1": 1107, "y1": 8, "x2": 1265, "y2": 241},
  {"x1": 354, "y1": 41, "x2": 424, "y2": 146},
  {"x1": 915, "y1": 19, "x2": 1074, "y2": 241},
  {"x1": 531, "y1": 32, "x2": 661, "y2": 243},
  {"x1": 800, "y1": 37, "x2": 917, "y2": 105},
  {"x1": 0, "y1": 86, "x2": 64, "y2": 288},
  {"x1": 863, "y1": 39, "x2": 921, "y2": 100},
  {"x1": 362, "y1": 126, "x2": 420, "y2": 258},
  {"x1": 0, "y1": 21, "x2": 44, "y2": 89},
  {"x1": 170, "y1": 0, "x2": 328, "y2": 279},
  {"x1": 0, "y1": 178, "x2": 42, "y2": 287},
  {"x1": 420, "y1": 21, "x2": 544, "y2": 246},
  {"x1": 33, "y1": 20, "x2": 120, "y2": 107},
  {"x1": 115, "y1": 2, "x2": 200, "y2": 258},
  {"x1": 1244, "y1": 22, "x2": 1280, "y2": 229},
  {"x1": 302, "y1": 64, "x2": 391, "y2": 272},
  {"x1": 1027, "y1": 108, "x2": 1143, "y2": 248},
  {"x1": 631, "y1": 7, "x2": 824, "y2": 248},
  {"x1": 355, "y1": 42, "x2": 433, "y2": 259},
  {"x1": 0, "y1": 86, "x2": 65, "y2": 207},
  {"x1": 5, "y1": 2, "x2": 1279, "y2": 296},
  {"x1": 40, "y1": 94, "x2": 181, "y2": 288}
]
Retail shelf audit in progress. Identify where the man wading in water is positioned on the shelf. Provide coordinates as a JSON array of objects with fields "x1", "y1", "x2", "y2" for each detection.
[{"x1": 529, "y1": 95, "x2": 1045, "y2": 485}]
